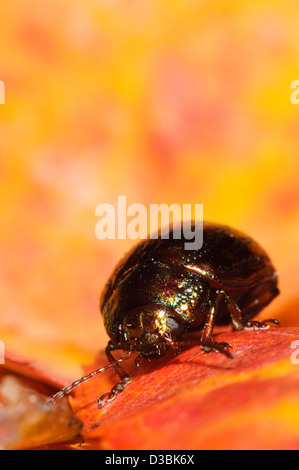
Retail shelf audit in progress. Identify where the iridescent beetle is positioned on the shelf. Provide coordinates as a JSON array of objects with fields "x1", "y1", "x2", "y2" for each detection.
[{"x1": 49, "y1": 222, "x2": 279, "y2": 407}]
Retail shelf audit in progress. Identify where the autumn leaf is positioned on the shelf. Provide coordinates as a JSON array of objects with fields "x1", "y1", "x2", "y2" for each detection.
[
  {"x1": 1, "y1": 326, "x2": 299, "y2": 449},
  {"x1": 67, "y1": 327, "x2": 299, "y2": 450}
]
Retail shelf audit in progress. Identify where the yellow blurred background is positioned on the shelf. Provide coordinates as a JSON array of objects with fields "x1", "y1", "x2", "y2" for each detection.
[{"x1": 1, "y1": 0, "x2": 299, "y2": 380}]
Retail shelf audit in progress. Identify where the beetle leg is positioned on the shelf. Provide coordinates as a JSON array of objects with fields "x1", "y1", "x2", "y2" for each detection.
[
  {"x1": 200, "y1": 297, "x2": 234, "y2": 358},
  {"x1": 135, "y1": 354, "x2": 142, "y2": 367},
  {"x1": 97, "y1": 341, "x2": 132, "y2": 407},
  {"x1": 201, "y1": 299, "x2": 217, "y2": 343},
  {"x1": 218, "y1": 289, "x2": 280, "y2": 330},
  {"x1": 241, "y1": 318, "x2": 280, "y2": 330},
  {"x1": 173, "y1": 342, "x2": 181, "y2": 357},
  {"x1": 216, "y1": 289, "x2": 244, "y2": 330}
]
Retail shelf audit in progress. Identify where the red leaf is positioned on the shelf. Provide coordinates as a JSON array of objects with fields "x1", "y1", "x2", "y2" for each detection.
[{"x1": 71, "y1": 328, "x2": 299, "y2": 450}]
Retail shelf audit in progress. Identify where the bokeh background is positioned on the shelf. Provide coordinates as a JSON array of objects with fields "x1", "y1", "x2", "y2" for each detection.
[{"x1": 1, "y1": 0, "x2": 299, "y2": 383}]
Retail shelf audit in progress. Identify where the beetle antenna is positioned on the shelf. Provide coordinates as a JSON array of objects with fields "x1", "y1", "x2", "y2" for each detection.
[{"x1": 47, "y1": 351, "x2": 130, "y2": 406}]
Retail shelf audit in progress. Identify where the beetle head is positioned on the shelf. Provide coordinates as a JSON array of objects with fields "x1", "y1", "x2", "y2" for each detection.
[{"x1": 121, "y1": 304, "x2": 185, "y2": 358}]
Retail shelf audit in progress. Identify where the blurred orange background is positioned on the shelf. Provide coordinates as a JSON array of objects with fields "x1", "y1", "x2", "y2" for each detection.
[{"x1": 1, "y1": 0, "x2": 299, "y2": 383}]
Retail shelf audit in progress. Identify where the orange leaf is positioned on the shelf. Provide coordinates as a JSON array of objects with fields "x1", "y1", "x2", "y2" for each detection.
[
  {"x1": 3, "y1": 350, "x2": 70, "y2": 390},
  {"x1": 70, "y1": 327, "x2": 299, "y2": 450}
]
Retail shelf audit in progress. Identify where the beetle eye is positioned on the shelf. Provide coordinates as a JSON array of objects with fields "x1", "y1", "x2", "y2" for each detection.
[{"x1": 165, "y1": 317, "x2": 181, "y2": 335}]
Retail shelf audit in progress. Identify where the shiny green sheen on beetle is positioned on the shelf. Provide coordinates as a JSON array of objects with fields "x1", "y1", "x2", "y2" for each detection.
[{"x1": 49, "y1": 221, "x2": 279, "y2": 407}]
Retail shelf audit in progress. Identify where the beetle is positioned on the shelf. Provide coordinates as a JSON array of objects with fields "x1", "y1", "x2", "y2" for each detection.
[{"x1": 48, "y1": 221, "x2": 279, "y2": 407}]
